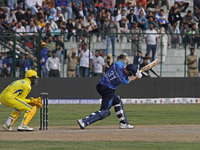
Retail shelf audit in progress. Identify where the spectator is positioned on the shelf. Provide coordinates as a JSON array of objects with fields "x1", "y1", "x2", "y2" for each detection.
[
  {"x1": 55, "y1": 15, "x2": 67, "y2": 32},
  {"x1": 194, "y1": 0, "x2": 200, "y2": 21},
  {"x1": 83, "y1": 15, "x2": 99, "y2": 40},
  {"x1": 34, "y1": 8, "x2": 45, "y2": 23},
  {"x1": 158, "y1": 0, "x2": 169, "y2": 10},
  {"x1": 55, "y1": 35, "x2": 64, "y2": 49},
  {"x1": 168, "y1": 22, "x2": 182, "y2": 48},
  {"x1": 157, "y1": 27, "x2": 167, "y2": 63},
  {"x1": 145, "y1": 23, "x2": 159, "y2": 61},
  {"x1": 55, "y1": 0, "x2": 72, "y2": 19},
  {"x1": 46, "y1": 36, "x2": 56, "y2": 56},
  {"x1": 122, "y1": 53, "x2": 130, "y2": 65},
  {"x1": 174, "y1": 0, "x2": 189, "y2": 12},
  {"x1": 106, "y1": 15, "x2": 118, "y2": 55},
  {"x1": 37, "y1": 17, "x2": 46, "y2": 31},
  {"x1": 105, "y1": 53, "x2": 113, "y2": 72},
  {"x1": 41, "y1": 22, "x2": 53, "y2": 39},
  {"x1": 92, "y1": 50, "x2": 105, "y2": 77},
  {"x1": 79, "y1": 43, "x2": 93, "y2": 77},
  {"x1": 117, "y1": 53, "x2": 130, "y2": 65},
  {"x1": 186, "y1": 47, "x2": 198, "y2": 77},
  {"x1": 102, "y1": 16, "x2": 110, "y2": 41},
  {"x1": 113, "y1": 4, "x2": 123, "y2": 20},
  {"x1": 15, "y1": 7, "x2": 24, "y2": 23},
  {"x1": 19, "y1": 53, "x2": 34, "y2": 77},
  {"x1": 72, "y1": 0, "x2": 83, "y2": 19},
  {"x1": 155, "y1": 9, "x2": 168, "y2": 32},
  {"x1": 130, "y1": 21, "x2": 142, "y2": 56},
  {"x1": 117, "y1": 16, "x2": 129, "y2": 42},
  {"x1": 1, "y1": 18, "x2": 10, "y2": 31},
  {"x1": 46, "y1": 50, "x2": 60, "y2": 77},
  {"x1": 182, "y1": 10, "x2": 195, "y2": 28},
  {"x1": 134, "y1": 2, "x2": 146, "y2": 16},
  {"x1": 43, "y1": 0, "x2": 57, "y2": 16},
  {"x1": 40, "y1": 42, "x2": 49, "y2": 77},
  {"x1": 0, "y1": 8, "x2": 6, "y2": 20},
  {"x1": 24, "y1": 8, "x2": 33, "y2": 25},
  {"x1": 54, "y1": 44, "x2": 62, "y2": 64},
  {"x1": 115, "y1": 7, "x2": 126, "y2": 22},
  {"x1": 126, "y1": 8, "x2": 137, "y2": 29},
  {"x1": 75, "y1": 17, "x2": 84, "y2": 41},
  {"x1": 188, "y1": 23, "x2": 200, "y2": 48},
  {"x1": 136, "y1": 0, "x2": 147, "y2": 10},
  {"x1": 26, "y1": 20, "x2": 37, "y2": 36},
  {"x1": 96, "y1": 8, "x2": 107, "y2": 32},
  {"x1": 7, "y1": 0, "x2": 18, "y2": 10},
  {"x1": 146, "y1": 11, "x2": 155, "y2": 20},
  {"x1": 168, "y1": 3, "x2": 182, "y2": 26},
  {"x1": 66, "y1": 18, "x2": 76, "y2": 41},
  {"x1": 180, "y1": 23, "x2": 190, "y2": 46},
  {"x1": 140, "y1": 57, "x2": 160, "y2": 77},
  {"x1": 144, "y1": 16, "x2": 159, "y2": 30},
  {"x1": 25, "y1": 0, "x2": 38, "y2": 15},
  {"x1": 13, "y1": 21, "x2": 26, "y2": 36},
  {"x1": 83, "y1": 0, "x2": 97, "y2": 18},
  {"x1": 133, "y1": 50, "x2": 143, "y2": 66},
  {"x1": 136, "y1": 9, "x2": 147, "y2": 29},
  {"x1": 146, "y1": 0, "x2": 159, "y2": 15},
  {"x1": 102, "y1": 0, "x2": 114, "y2": 14},
  {"x1": 67, "y1": 47, "x2": 79, "y2": 77},
  {"x1": 124, "y1": 2, "x2": 134, "y2": 15},
  {"x1": 78, "y1": 37, "x2": 88, "y2": 49},
  {"x1": 47, "y1": 16, "x2": 60, "y2": 35},
  {"x1": 6, "y1": 9, "x2": 17, "y2": 28},
  {"x1": 53, "y1": 10, "x2": 65, "y2": 22},
  {"x1": 2, "y1": 51, "x2": 13, "y2": 77}
]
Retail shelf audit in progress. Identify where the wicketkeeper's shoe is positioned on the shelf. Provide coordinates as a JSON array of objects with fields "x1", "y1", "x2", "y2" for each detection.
[
  {"x1": 2, "y1": 124, "x2": 12, "y2": 131},
  {"x1": 17, "y1": 125, "x2": 34, "y2": 131},
  {"x1": 119, "y1": 123, "x2": 134, "y2": 129},
  {"x1": 77, "y1": 119, "x2": 86, "y2": 129}
]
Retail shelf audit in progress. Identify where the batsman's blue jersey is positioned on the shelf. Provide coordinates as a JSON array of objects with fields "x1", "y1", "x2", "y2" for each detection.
[{"x1": 99, "y1": 61, "x2": 129, "y2": 89}]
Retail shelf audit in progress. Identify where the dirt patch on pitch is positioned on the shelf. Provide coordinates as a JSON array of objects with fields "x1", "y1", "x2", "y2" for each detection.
[{"x1": 0, "y1": 125, "x2": 200, "y2": 142}]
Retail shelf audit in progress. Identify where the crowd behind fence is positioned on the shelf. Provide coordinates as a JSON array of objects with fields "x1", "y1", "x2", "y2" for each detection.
[{"x1": 0, "y1": 32, "x2": 199, "y2": 78}]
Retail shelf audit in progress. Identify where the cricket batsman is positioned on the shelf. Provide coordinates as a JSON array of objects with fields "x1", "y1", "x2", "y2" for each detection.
[
  {"x1": 77, "y1": 61, "x2": 142, "y2": 129},
  {"x1": 0, "y1": 70, "x2": 42, "y2": 131}
]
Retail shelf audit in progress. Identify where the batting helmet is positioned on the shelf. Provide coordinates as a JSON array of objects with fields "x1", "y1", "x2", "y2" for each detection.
[
  {"x1": 126, "y1": 64, "x2": 137, "y2": 76},
  {"x1": 25, "y1": 70, "x2": 39, "y2": 79}
]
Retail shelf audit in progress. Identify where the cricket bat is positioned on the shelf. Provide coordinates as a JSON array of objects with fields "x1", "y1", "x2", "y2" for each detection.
[{"x1": 140, "y1": 59, "x2": 159, "y2": 72}]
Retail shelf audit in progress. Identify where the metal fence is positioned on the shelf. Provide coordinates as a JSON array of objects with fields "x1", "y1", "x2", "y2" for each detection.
[{"x1": 0, "y1": 32, "x2": 199, "y2": 78}]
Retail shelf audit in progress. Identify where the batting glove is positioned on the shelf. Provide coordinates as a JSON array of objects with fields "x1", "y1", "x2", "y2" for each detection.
[{"x1": 136, "y1": 70, "x2": 142, "y2": 79}]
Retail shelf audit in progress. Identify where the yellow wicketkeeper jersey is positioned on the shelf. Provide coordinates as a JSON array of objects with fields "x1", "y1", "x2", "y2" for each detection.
[{"x1": 0, "y1": 78, "x2": 32, "y2": 103}]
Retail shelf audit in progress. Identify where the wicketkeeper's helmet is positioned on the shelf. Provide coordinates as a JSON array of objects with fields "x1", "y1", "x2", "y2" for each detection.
[{"x1": 25, "y1": 70, "x2": 39, "y2": 79}]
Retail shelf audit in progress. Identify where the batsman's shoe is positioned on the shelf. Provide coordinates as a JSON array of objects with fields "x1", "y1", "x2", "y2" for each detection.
[
  {"x1": 77, "y1": 119, "x2": 86, "y2": 129},
  {"x1": 17, "y1": 125, "x2": 34, "y2": 131},
  {"x1": 119, "y1": 123, "x2": 134, "y2": 129},
  {"x1": 2, "y1": 124, "x2": 12, "y2": 131}
]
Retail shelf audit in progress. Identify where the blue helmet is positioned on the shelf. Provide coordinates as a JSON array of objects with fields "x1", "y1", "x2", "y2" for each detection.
[{"x1": 126, "y1": 64, "x2": 137, "y2": 76}]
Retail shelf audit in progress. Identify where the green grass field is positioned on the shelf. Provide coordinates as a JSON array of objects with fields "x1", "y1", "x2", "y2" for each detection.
[{"x1": 0, "y1": 104, "x2": 200, "y2": 150}]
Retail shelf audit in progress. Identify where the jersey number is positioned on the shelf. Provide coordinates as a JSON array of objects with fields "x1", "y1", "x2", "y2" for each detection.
[{"x1": 107, "y1": 71, "x2": 116, "y2": 81}]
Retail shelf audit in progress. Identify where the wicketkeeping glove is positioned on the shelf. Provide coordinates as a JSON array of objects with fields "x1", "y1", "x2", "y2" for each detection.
[
  {"x1": 136, "y1": 70, "x2": 143, "y2": 79},
  {"x1": 29, "y1": 97, "x2": 42, "y2": 108}
]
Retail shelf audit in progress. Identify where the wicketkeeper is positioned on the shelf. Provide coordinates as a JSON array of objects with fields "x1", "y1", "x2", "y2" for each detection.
[
  {"x1": 77, "y1": 61, "x2": 142, "y2": 129},
  {"x1": 0, "y1": 70, "x2": 42, "y2": 131}
]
